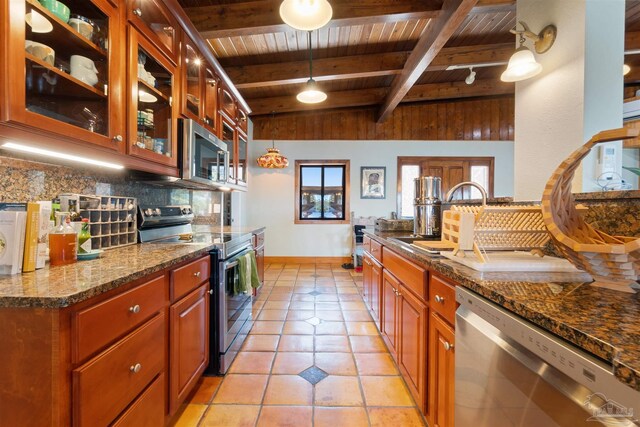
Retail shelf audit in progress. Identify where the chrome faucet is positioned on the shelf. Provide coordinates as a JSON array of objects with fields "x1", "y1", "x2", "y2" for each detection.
[{"x1": 445, "y1": 182, "x2": 487, "y2": 205}]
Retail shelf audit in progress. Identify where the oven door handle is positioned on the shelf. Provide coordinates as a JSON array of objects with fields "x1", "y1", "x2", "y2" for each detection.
[{"x1": 223, "y1": 248, "x2": 253, "y2": 270}]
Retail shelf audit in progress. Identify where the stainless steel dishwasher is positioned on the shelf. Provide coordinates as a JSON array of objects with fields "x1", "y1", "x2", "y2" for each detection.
[{"x1": 455, "y1": 287, "x2": 640, "y2": 427}]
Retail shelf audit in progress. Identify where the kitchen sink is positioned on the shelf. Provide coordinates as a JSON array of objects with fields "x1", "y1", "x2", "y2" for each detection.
[{"x1": 388, "y1": 236, "x2": 441, "y2": 244}]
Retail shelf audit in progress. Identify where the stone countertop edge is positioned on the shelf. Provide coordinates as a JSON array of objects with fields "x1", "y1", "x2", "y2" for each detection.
[{"x1": 363, "y1": 230, "x2": 640, "y2": 393}]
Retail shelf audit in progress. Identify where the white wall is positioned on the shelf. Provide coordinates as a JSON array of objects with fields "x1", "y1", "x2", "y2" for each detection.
[
  {"x1": 514, "y1": 0, "x2": 624, "y2": 200},
  {"x1": 247, "y1": 140, "x2": 514, "y2": 257}
]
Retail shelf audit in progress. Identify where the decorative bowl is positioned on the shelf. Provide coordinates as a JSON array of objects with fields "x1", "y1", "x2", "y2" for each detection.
[{"x1": 38, "y1": 0, "x2": 70, "y2": 23}]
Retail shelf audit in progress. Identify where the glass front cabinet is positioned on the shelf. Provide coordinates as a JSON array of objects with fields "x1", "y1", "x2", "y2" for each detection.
[
  {"x1": 181, "y1": 35, "x2": 202, "y2": 121},
  {"x1": 4, "y1": 0, "x2": 125, "y2": 151},
  {"x1": 128, "y1": 28, "x2": 178, "y2": 167},
  {"x1": 203, "y1": 66, "x2": 218, "y2": 133},
  {"x1": 127, "y1": 0, "x2": 179, "y2": 64}
]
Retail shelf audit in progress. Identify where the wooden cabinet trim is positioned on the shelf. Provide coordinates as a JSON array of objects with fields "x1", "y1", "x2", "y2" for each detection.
[
  {"x1": 429, "y1": 273, "x2": 457, "y2": 325},
  {"x1": 170, "y1": 255, "x2": 210, "y2": 302},
  {"x1": 370, "y1": 239, "x2": 383, "y2": 263}
]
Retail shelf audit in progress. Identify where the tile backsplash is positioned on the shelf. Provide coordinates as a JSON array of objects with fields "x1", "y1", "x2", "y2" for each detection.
[{"x1": 0, "y1": 155, "x2": 222, "y2": 224}]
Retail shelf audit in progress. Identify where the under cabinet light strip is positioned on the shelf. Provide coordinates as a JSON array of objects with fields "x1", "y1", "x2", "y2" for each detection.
[{"x1": 2, "y1": 142, "x2": 125, "y2": 170}]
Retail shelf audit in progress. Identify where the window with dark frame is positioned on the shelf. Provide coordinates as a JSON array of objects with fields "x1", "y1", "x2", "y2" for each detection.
[{"x1": 295, "y1": 160, "x2": 350, "y2": 224}]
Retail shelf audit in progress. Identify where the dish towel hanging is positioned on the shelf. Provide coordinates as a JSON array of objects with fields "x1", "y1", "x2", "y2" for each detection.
[{"x1": 236, "y1": 251, "x2": 261, "y2": 295}]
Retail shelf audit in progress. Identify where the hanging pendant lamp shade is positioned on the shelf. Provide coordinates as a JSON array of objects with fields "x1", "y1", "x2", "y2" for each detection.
[
  {"x1": 297, "y1": 31, "x2": 327, "y2": 104},
  {"x1": 500, "y1": 46, "x2": 542, "y2": 82},
  {"x1": 257, "y1": 112, "x2": 289, "y2": 169},
  {"x1": 279, "y1": 0, "x2": 332, "y2": 31}
]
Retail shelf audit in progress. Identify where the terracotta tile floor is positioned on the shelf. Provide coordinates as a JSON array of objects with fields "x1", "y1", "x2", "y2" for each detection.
[{"x1": 171, "y1": 263, "x2": 427, "y2": 427}]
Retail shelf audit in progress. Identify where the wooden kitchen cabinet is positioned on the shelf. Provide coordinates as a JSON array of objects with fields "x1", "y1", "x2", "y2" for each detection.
[
  {"x1": 237, "y1": 128, "x2": 248, "y2": 186},
  {"x1": 429, "y1": 312, "x2": 455, "y2": 427},
  {"x1": 253, "y1": 230, "x2": 265, "y2": 296},
  {"x1": 218, "y1": 83, "x2": 237, "y2": 123},
  {"x1": 381, "y1": 270, "x2": 400, "y2": 359},
  {"x1": 169, "y1": 283, "x2": 209, "y2": 413},
  {"x1": 202, "y1": 66, "x2": 218, "y2": 132},
  {"x1": 127, "y1": 28, "x2": 178, "y2": 167},
  {"x1": 3, "y1": 0, "x2": 125, "y2": 152},
  {"x1": 180, "y1": 34, "x2": 203, "y2": 121},
  {"x1": 398, "y1": 286, "x2": 428, "y2": 412},
  {"x1": 362, "y1": 252, "x2": 382, "y2": 328},
  {"x1": 221, "y1": 117, "x2": 237, "y2": 184},
  {"x1": 362, "y1": 253, "x2": 372, "y2": 307},
  {"x1": 127, "y1": 0, "x2": 179, "y2": 64}
]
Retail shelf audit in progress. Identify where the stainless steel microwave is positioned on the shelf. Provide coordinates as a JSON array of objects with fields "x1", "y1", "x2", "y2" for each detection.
[{"x1": 180, "y1": 119, "x2": 229, "y2": 189}]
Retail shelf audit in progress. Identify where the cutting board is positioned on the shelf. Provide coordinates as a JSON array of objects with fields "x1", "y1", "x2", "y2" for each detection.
[{"x1": 440, "y1": 251, "x2": 582, "y2": 273}]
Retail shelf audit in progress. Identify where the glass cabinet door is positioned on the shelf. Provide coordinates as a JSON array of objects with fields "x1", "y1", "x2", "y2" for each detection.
[
  {"x1": 221, "y1": 119, "x2": 236, "y2": 184},
  {"x1": 203, "y1": 67, "x2": 218, "y2": 132},
  {"x1": 237, "y1": 130, "x2": 247, "y2": 186},
  {"x1": 6, "y1": 0, "x2": 124, "y2": 151},
  {"x1": 128, "y1": 0, "x2": 178, "y2": 63},
  {"x1": 182, "y1": 37, "x2": 202, "y2": 120},
  {"x1": 128, "y1": 30, "x2": 177, "y2": 167}
]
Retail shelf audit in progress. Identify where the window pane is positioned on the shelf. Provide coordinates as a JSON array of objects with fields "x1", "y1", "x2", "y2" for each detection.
[
  {"x1": 470, "y1": 165, "x2": 489, "y2": 199},
  {"x1": 301, "y1": 166, "x2": 323, "y2": 218},
  {"x1": 323, "y1": 167, "x2": 344, "y2": 219},
  {"x1": 401, "y1": 165, "x2": 420, "y2": 217}
]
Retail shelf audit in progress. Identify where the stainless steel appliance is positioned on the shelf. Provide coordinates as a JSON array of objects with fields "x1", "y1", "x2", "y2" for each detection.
[
  {"x1": 455, "y1": 287, "x2": 640, "y2": 427},
  {"x1": 179, "y1": 118, "x2": 229, "y2": 189},
  {"x1": 136, "y1": 205, "x2": 254, "y2": 376},
  {"x1": 413, "y1": 176, "x2": 442, "y2": 237}
]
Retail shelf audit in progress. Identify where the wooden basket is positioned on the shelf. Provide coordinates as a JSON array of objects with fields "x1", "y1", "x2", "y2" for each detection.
[{"x1": 541, "y1": 127, "x2": 640, "y2": 292}]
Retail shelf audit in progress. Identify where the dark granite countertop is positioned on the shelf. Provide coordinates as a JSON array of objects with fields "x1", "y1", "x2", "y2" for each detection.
[
  {"x1": 0, "y1": 226, "x2": 266, "y2": 309},
  {"x1": 364, "y1": 230, "x2": 640, "y2": 393}
]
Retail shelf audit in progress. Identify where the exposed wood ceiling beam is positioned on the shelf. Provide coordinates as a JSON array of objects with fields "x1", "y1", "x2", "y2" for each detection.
[
  {"x1": 626, "y1": 31, "x2": 640, "y2": 51},
  {"x1": 377, "y1": 0, "x2": 479, "y2": 123},
  {"x1": 186, "y1": 0, "x2": 443, "y2": 39},
  {"x1": 227, "y1": 43, "x2": 512, "y2": 89},
  {"x1": 471, "y1": 0, "x2": 514, "y2": 14},
  {"x1": 249, "y1": 78, "x2": 513, "y2": 115}
]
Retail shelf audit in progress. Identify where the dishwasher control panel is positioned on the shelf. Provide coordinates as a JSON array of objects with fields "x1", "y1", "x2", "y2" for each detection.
[{"x1": 455, "y1": 287, "x2": 640, "y2": 412}]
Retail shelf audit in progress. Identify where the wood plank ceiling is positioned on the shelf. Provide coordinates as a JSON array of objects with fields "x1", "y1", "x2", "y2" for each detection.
[{"x1": 178, "y1": 0, "x2": 640, "y2": 120}]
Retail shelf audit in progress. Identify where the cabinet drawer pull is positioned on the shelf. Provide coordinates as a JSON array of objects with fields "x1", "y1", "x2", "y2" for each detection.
[
  {"x1": 113, "y1": 135, "x2": 123, "y2": 142},
  {"x1": 133, "y1": 8, "x2": 142, "y2": 16},
  {"x1": 193, "y1": 271, "x2": 201, "y2": 278},
  {"x1": 443, "y1": 341, "x2": 453, "y2": 351},
  {"x1": 129, "y1": 304, "x2": 141, "y2": 314},
  {"x1": 435, "y1": 295, "x2": 445, "y2": 304},
  {"x1": 129, "y1": 363, "x2": 142, "y2": 373}
]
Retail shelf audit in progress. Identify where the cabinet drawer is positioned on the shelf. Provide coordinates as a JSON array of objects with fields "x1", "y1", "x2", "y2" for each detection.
[
  {"x1": 111, "y1": 373, "x2": 165, "y2": 427},
  {"x1": 370, "y1": 239, "x2": 382, "y2": 263},
  {"x1": 382, "y1": 247, "x2": 427, "y2": 301},
  {"x1": 171, "y1": 256, "x2": 210, "y2": 301},
  {"x1": 74, "y1": 275, "x2": 166, "y2": 362},
  {"x1": 362, "y1": 235, "x2": 371, "y2": 253},
  {"x1": 73, "y1": 314, "x2": 165, "y2": 427},
  {"x1": 429, "y1": 274, "x2": 457, "y2": 325}
]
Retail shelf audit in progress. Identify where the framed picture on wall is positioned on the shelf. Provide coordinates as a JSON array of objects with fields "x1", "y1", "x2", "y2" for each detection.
[{"x1": 361, "y1": 167, "x2": 386, "y2": 199}]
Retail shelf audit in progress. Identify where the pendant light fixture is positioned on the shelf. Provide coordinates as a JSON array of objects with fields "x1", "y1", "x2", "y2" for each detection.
[
  {"x1": 465, "y1": 67, "x2": 476, "y2": 85},
  {"x1": 501, "y1": 21, "x2": 556, "y2": 83},
  {"x1": 256, "y1": 112, "x2": 289, "y2": 169},
  {"x1": 279, "y1": 0, "x2": 332, "y2": 31},
  {"x1": 297, "y1": 31, "x2": 327, "y2": 104}
]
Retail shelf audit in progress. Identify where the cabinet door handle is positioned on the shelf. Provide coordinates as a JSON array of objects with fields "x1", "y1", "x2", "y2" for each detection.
[
  {"x1": 443, "y1": 341, "x2": 453, "y2": 351},
  {"x1": 129, "y1": 304, "x2": 141, "y2": 314},
  {"x1": 133, "y1": 8, "x2": 142, "y2": 16},
  {"x1": 193, "y1": 271, "x2": 201, "y2": 278},
  {"x1": 130, "y1": 363, "x2": 142, "y2": 373},
  {"x1": 435, "y1": 295, "x2": 445, "y2": 304},
  {"x1": 113, "y1": 135, "x2": 123, "y2": 143}
]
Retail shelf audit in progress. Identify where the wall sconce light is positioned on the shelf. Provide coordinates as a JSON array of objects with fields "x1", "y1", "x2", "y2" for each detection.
[
  {"x1": 465, "y1": 67, "x2": 476, "y2": 85},
  {"x1": 501, "y1": 21, "x2": 557, "y2": 82}
]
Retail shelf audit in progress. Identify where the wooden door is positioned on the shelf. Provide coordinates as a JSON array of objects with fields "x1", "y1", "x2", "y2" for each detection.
[
  {"x1": 423, "y1": 159, "x2": 468, "y2": 198},
  {"x1": 169, "y1": 284, "x2": 209, "y2": 414},
  {"x1": 370, "y1": 258, "x2": 382, "y2": 327},
  {"x1": 398, "y1": 287, "x2": 428, "y2": 413},
  {"x1": 429, "y1": 312, "x2": 455, "y2": 427},
  {"x1": 381, "y1": 270, "x2": 400, "y2": 359},
  {"x1": 362, "y1": 253, "x2": 372, "y2": 307}
]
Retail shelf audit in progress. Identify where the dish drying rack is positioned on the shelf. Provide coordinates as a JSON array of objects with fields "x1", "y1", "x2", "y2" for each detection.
[
  {"x1": 59, "y1": 193, "x2": 138, "y2": 250},
  {"x1": 440, "y1": 204, "x2": 551, "y2": 263}
]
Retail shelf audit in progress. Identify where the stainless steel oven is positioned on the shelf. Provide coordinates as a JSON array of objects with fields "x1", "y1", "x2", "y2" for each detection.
[
  {"x1": 180, "y1": 119, "x2": 229, "y2": 189},
  {"x1": 455, "y1": 287, "x2": 640, "y2": 427},
  {"x1": 206, "y1": 235, "x2": 254, "y2": 375}
]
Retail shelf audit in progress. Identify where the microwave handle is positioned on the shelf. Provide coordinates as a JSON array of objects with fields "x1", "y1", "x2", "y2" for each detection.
[{"x1": 217, "y1": 150, "x2": 229, "y2": 183}]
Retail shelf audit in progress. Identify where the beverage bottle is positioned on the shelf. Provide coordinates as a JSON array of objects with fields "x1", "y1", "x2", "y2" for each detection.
[
  {"x1": 49, "y1": 213, "x2": 77, "y2": 266},
  {"x1": 78, "y1": 218, "x2": 92, "y2": 254}
]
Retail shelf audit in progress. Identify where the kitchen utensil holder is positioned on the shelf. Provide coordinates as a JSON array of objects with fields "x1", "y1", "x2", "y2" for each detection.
[{"x1": 58, "y1": 193, "x2": 137, "y2": 250}]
